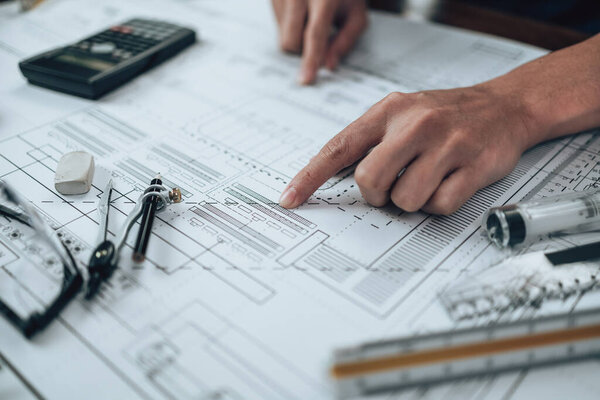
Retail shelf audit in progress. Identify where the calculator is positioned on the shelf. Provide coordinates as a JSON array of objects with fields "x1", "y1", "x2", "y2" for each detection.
[{"x1": 19, "y1": 19, "x2": 196, "y2": 99}]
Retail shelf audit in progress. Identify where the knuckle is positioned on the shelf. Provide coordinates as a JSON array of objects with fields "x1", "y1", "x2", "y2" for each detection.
[
  {"x1": 415, "y1": 107, "x2": 443, "y2": 128},
  {"x1": 391, "y1": 191, "x2": 420, "y2": 212},
  {"x1": 367, "y1": 196, "x2": 388, "y2": 208},
  {"x1": 280, "y1": 36, "x2": 300, "y2": 52},
  {"x1": 321, "y1": 135, "x2": 351, "y2": 162},
  {"x1": 354, "y1": 163, "x2": 388, "y2": 192},
  {"x1": 407, "y1": 109, "x2": 447, "y2": 142},
  {"x1": 427, "y1": 193, "x2": 459, "y2": 215},
  {"x1": 414, "y1": 91, "x2": 431, "y2": 102},
  {"x1": 359, "y1": 186, "x2": 388, "y2": 208},
  {"x1": 449, "y1": 128, "x2": 472, "y2": 146},
  {"x1": 430, "y1": 199, "x2": 457, "y2": 216},
  {"x1": 353, "y1": 164, "x2": 370, "y2": 187},
  {"x1": 370, "y1": 179, "x2": 390, "y2": 192},
  {"x1": 439, "y1": 133, "x2": 467, "y2": 159},
  {"x1": 381, "y1": 92, "x2": 405, "y2": 108}
]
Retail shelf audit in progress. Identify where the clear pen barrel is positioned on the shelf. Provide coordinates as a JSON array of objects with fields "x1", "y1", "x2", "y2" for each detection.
[{"x1": 483, "y1": 189, "x2": 600, "y2": 247}]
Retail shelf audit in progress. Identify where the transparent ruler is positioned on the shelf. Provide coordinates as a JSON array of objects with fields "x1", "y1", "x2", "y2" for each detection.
[{"x1": 331, "y1": 308, "x2": 600, "y2": 399}]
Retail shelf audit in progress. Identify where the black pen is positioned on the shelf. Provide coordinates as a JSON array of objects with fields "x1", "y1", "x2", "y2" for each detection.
[{"x1": 133, "y1": 173, "x2": 162, "y2": 263}]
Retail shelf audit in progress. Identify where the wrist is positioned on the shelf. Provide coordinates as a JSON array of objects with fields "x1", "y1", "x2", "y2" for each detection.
[
  {"x1": 479, "y1": 35, "x2": 600, "y2": 149},
  {"x1": 476, "y1": 78, "x2": 547, "y2": 152}
]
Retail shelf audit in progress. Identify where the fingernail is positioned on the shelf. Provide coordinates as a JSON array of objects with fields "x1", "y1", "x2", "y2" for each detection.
[
  {"x1": 297, "y1": 71, "x2": 308, "y2": 85},
  {"x1": 279, "y1": 186, "x2": 297, "y2": 208},
  {"x1": 298, "y1": 67, "x2": 312, "y2": 85}
]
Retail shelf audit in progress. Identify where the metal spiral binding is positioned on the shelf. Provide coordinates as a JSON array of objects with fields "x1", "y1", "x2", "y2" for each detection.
[{"x1": 439, "y1": 251, "x2": 600, "y2": 321}]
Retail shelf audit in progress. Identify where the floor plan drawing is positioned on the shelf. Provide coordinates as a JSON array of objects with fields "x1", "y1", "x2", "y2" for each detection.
[{"x1": 1, "y1": 1, "x2": 600, "y2": 399}]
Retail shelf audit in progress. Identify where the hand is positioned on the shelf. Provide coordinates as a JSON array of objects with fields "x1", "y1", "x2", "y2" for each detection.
[
  {"x1": 278, "y1": 84, "x2": 537, "y2": 215},
  {"x1": 271, "y1": 0, "x2": 368, "y2": 84},
  {"x1": 279, "y1": 34, "x2": 600, "y2": 214}
]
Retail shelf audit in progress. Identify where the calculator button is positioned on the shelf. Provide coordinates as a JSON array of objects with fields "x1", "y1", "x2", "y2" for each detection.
[
  {"x1": 110, "y1": 25, "x2": 133, "y2": 34},
  {"x1": 90, "y1": 42, "x2": 116, "y2": 54},
  {"x1": 91, "y1": 34, "x2": 111, "y2": 42}
]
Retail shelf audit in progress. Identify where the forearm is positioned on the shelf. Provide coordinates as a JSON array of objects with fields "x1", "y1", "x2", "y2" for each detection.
[
  {"x1": 281, "y1": 34, "x2": 600, "y2": 213},
  {"x1": 482, "y1": 34, "x2": 600, "y2": 149}
]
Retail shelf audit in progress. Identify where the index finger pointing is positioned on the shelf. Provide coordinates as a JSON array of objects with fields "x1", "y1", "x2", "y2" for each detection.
[{"x1": 279, "y1": 114, "x2": 384, "y2": 209}]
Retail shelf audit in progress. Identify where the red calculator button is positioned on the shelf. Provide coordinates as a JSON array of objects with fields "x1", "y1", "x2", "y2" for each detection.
[{"x1": 110, "y1": 25, "x2": 132, "y2": 34}]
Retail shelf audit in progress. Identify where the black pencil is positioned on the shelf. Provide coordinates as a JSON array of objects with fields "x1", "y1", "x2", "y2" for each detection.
[{"x1": 132, "y1": 173, "x2": 162, "y2": 263}]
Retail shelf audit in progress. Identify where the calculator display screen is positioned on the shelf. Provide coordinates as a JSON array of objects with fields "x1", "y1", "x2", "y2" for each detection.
[{"x1": 53, "y1": 54, "x2": 115, "y2": 72}]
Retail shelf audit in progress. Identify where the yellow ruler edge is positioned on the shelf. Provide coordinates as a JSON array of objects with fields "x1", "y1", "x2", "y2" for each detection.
[{"x1": 331, "y1": 323, "x2": 600, "y2": 379}]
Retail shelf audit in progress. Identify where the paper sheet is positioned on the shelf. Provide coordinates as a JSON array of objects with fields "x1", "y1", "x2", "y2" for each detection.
[{"x1": 1, "y1": 1, "x2": 599, "y2": 399}]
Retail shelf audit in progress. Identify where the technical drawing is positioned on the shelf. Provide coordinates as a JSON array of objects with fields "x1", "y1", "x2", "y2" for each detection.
[
  {"x1": 2, "y1": 1, "x2": 599, "y2": 399},
  {"x1": 124, "y1": 300, "x2": 322, "y2": 400}
]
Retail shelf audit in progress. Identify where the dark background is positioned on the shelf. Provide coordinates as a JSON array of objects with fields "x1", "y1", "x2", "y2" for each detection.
[{"x1": 369, "y1": 0, "x2": 597, "y2": 50}]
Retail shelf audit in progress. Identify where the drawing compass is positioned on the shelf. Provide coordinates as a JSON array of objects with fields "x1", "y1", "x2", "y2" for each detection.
[
  {"x1": 85, "y1": 178, "x2": 182, "y2": 299},
  {"x1": 85, "y1": 179, "x2": 117, "y2": 299}
]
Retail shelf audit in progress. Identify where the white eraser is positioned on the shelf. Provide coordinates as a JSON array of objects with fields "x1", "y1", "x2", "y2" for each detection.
[{"x1": 54, "y1": 151, "x2": 95, "y2": 195}]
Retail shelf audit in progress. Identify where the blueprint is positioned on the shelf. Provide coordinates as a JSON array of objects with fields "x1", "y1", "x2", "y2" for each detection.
[{"x1": 1, "y1": 1, "x2": 600, "y2": 399}]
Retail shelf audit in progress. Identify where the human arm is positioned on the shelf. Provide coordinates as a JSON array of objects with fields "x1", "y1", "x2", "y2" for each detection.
[{"x1": 278, "y1": 34, "x2": 600, "y2": 214}]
